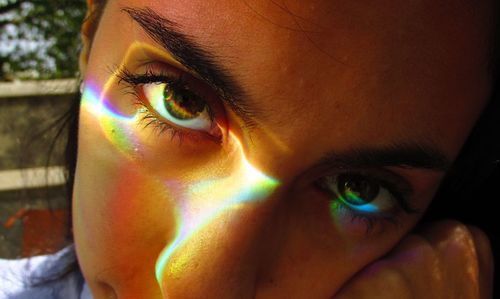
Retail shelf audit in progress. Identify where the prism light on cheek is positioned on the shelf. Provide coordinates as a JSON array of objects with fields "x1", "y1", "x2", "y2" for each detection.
[
  {"x1": 80, "y1": 57, "x2": 279, "y2": 297},
  {"x1": 80, "y1": 79, "x2": 141, "y2": 156},
  {"x1": 154, "y1": 131, "x2": 279, "y2": 289}
]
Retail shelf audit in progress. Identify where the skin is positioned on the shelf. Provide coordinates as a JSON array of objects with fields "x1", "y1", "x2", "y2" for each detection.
[{"x1": 75, "y1": 0, "x2": 494, "y2": 298}]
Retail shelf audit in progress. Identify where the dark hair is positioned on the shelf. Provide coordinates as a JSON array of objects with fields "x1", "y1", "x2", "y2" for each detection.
[
  {"x1": 417, "y1": 8, "x2": 500, "y2": 291},
  {"x1": 54, "y1": 0, "x2": 500, "y2": 293},
  {"x1": 25, "y1": 0, "x2": 109, "y2": 287}
]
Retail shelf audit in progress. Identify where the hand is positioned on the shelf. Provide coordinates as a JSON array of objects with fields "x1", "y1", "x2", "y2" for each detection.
[{"x1": 333, "y1": 220, "x2": 494, "y2": 299}]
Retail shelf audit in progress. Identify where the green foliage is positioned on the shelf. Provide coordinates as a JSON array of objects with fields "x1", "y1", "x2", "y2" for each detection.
[{"x1": 0, "y1": 0, "x2": 86, "y2": 80}]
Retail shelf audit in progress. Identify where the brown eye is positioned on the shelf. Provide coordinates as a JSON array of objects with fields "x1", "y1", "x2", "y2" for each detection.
[
  {"x1": 337, "y1": 174, "x2": 380, "y2": 205},
  {"x1": 141, "y1": 81, "x2": 214, "y2": 132},
  {"x1": 318, "y1": 173, "x2": 396, "y2": 213},
  {"x1": 163, "y1": 81, "x2": 207, "y2": 120}
]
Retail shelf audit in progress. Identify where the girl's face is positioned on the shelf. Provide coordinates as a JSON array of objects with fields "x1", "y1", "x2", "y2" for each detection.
[{"x1": 74, "y1": 1, "x2": 493, "y2": 298}]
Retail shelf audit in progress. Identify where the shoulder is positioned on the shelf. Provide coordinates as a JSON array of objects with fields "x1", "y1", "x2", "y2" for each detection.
[{"x1": 0, "y1": 245, "x2": 86, "y2": 299}]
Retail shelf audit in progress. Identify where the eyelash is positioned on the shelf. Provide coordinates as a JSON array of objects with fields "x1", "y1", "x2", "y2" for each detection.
[
  {"x1": 115, "y1": 65, "x2": 220, "y2": 143},
  {"x1": 316, "y1": 171, "x2": 420, "y2": 234}
]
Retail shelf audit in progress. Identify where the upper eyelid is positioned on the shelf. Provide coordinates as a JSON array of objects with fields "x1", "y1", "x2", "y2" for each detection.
[
  {"x1": 115, "y1": 63, "x2": 181, "y2": 85},
  {"x1": 117, "y1": 67, "x2": 208, "y2": 110},
  {"x1": 115, "y1": 63, "x2": 219, "y2": 101},
  {"x1": 318, "y1": 167, "x2": 413, "y2": 195}
]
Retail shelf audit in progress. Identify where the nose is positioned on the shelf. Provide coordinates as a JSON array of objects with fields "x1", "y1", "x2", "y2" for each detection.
[
  {"x1": 157, "y1": 197, "x2": 282, "y2": 299},
  {"x1": 154, "y1": 133, "x2": 284, "y2": 299}
]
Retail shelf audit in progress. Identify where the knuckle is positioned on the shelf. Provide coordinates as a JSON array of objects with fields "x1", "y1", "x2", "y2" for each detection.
[
  {"x1": 393, "y1": 233, "x2": 430, "y2": 251},
  {"x1": 389, "y1": 234, "x2": 442, "y2": 272},
  {"x1": 378, "y1": 267, "x2": 410, "y2": 290},
  {"x1": 418, "y1": 219, "x2": 475, "y2": 250},
  {"x1": 466, "y1": 225, "x2": 493, "y2": 256},
  {"x1": 362, "y1": 261, "x2": 412, "y2": 292},
  {"x1": 446, "y1": 222, "x2": 475, "y2": 248},
  {"x1": 392, "y1": 233, "x2": 438, "y2": 259},
  {"x1": 431, "y1": 219, "x2": 470, "y2": 236}
]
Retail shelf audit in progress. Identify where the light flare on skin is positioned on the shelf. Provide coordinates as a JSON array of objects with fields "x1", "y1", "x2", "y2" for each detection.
[
  {"x1": 341, "y1": 191, "x2": 380, "y2": 213},
  {"x1": 81, "y1": 79, "x2": 139, "y2": 156},
  {"x1": 81, "y1": 42, "x2": 280, "y2": 296},
  {"x1": 80, "y1": 42, "x2": 191, "y2": 158},
  {"x1": 154, "y1": 130, "x2": 279, "y2": 285}
]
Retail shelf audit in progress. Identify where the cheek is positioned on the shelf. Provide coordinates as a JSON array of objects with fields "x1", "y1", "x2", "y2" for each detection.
[
  {"x1": 73, "y1": 93, "x2": 249, "y2": 290},
  {"x1": 73, "y1": 107, "x2": 179, "y2": 288},
  {"x1": 82, "y1": 163, "x2": 176, "y2": 248}
]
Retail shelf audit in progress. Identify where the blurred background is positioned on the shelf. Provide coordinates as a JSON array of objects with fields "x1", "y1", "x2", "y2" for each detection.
[{"x1": 0, "y1": 0, "x2": 85, "y2": 258}]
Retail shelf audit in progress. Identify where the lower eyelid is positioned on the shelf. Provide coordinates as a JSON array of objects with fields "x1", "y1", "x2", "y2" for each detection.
[
  {"x1": 134, "y1": 99, "x2": 223, "y2": 142},
  {"x1": 342, "y1": 203, "x2": 407, "y2": 233},
  {"x1": 329, "y1": 201, "x2": 386, "y2": 235},
  {"x1": 150, "y1": 107, "x2": 222, "y2": 142},
  {"x1": 313, "y1": 181, "x2": 405, "y2": 232}
]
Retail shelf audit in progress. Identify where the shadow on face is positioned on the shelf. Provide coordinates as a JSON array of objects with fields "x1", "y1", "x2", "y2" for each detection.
[{"x1": 74, "y1": 0, "x2": 495, "y2": 298}]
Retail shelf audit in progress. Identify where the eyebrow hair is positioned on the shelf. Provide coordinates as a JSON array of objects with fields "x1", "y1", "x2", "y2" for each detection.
[
  {"x1": 316, "y1": 142, "x2": 452, "y2": 172},
  {"x1": 122, "y1": 7, "x2": 257, "y2": 126}
]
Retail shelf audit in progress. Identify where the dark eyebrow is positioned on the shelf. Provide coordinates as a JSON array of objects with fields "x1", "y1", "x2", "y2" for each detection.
[
  {"x1": 122, "y1": 7, "x2": 256, "y2": 126},
  {"x1": 316, "y1": 142, "x2": 452, "y2": 172},
  {"x1": 120, "y1": 7, "x2": 453, "y2": 174}
]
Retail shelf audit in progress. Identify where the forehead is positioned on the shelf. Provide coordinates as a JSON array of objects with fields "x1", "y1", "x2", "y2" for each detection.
[{"x1": 109, "y1": 0, "x2": 493, "y2": 157}]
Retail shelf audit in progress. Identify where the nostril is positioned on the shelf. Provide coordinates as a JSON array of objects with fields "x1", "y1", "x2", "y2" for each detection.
[{"x1": 97, "y1": 281, "x2": 118, "y2": 299}]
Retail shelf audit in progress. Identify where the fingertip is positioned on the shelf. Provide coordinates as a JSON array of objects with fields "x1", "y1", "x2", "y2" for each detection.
[{"x1": 466, "y1": 225, "x2": 494, "y2": 299}]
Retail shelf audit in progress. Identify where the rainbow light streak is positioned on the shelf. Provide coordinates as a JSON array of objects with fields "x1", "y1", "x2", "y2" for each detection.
[
  {"x1": 80, "y1": 41, "x2": 185, "y2": 158},
  {"x1": 80, "y1": 42, "x2": 280, "y2": 295},
  {"x1": 81, "y1": 80, "x2": 141, "y2": 156},
  {"x1": 155, "y1": 130, "x2": 279, "y2": 283},
  {"x1": 344, "y1": 192, "x2": 378, "y2": 213},
  {"x1": 329, "y1": 193, "x2": 378, "y2": 226}
]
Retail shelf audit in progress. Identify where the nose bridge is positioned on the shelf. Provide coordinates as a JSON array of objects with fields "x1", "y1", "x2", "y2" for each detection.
[{"x1": 155, "y1": 132, "x2": 284, "y2": 299}]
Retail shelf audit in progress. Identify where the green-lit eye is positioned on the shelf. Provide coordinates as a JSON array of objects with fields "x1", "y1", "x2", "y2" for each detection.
[
  {"x1": 319, "y1": 174, "x2": 395, "y2": 214},
  {"x1": 142, "y1": 81, "x2": 213, "y2": 132}
]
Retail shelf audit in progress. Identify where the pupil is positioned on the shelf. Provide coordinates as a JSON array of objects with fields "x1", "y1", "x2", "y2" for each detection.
[
  {"x1": 338, "y1": 174, "x2": 380, "y2": 205},
  {"x1": 163, "y1": 85, "x2": 206, "y2": 120}
]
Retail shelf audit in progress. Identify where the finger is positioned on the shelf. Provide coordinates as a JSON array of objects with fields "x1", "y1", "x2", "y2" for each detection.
[
  {"x1": 334, "y1": 220, "x2": 488, "y2": 299},
  {"x1": 467, "y1": 225, "x2": 494, "y2": 299},
  {"x1": 333, "y1": 234, "x2": 445, "y2": 299},
  {"x1": 383, "y1": 233, "x2": 447, "y2": 298},
  {"x1": 332, "y1": 259, "x2": 415, "y2": 299},
  {"x1": 417, "y1": 220, "x2": 482, "y2": 299}
]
